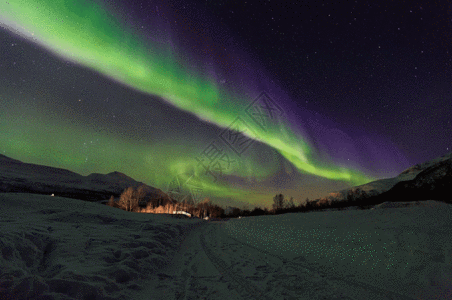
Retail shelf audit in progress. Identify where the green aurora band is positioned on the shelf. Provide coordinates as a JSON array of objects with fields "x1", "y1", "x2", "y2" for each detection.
[{"x1": 0, "y1": 0, "x2": 376, "y2": 202}]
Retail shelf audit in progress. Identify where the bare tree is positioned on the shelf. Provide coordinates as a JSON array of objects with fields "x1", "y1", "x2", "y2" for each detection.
[
  {"x1": 210, "y1": 204, "x2": 224, "y2": 218},
  {"x1": 272, "y1": 194, "x2": 285, "y2": 211},
  {"x1": 136, "y1": 185, "x2": 147, "y2": 204},
  {"x1": 197, "y1": 198, "x2": 210, "y2": 218},
  {"x1": 107, "y1": 195, "x2": 116, "y2": 208},
  {"x1": 287, "y1": 196, "x2": 295, "y2": 209},
  {"x1": 118, "y1": 187, "x2": 139, "y2": 212}
]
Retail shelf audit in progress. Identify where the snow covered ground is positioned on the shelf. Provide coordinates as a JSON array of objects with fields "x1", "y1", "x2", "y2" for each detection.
[
  {"x1": 0, "y1": 193, "x2": 205, "y2": 299},
  {"x1": 1, "y1": 193, "x2": 452, "y2": 299},
  {"x1": 223, "y1": 201, "x2": 452, "y2": 299}
]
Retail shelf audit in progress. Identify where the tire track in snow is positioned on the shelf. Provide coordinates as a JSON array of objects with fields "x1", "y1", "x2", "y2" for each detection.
[
  {"x1": 199, "y1": 225, "x2": 273, "y2": 300},
  {"x1": 139, "y1": 222, "x2": 243, "y2": 300},
  {"x1": 172, "y1": 223, "x2": 209, "y2": 300},
  {"x1": 219, "y1": 222, "x2": 418, "y2": 300}
]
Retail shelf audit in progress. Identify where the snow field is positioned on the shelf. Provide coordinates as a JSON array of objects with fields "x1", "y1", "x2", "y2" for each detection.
[
  {"x1": 223, "y1": 204, "x2": 452, "y2": 299},
  {"x1": 1, "y1": 193, "x2": 452, "y2": 299},
  {"x1": 0, "y1": 193, "x2": 204, "y2": 300}
]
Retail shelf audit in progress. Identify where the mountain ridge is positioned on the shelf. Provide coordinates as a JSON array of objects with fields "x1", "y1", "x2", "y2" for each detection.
[
  {"x1": 0, "y1": 154, "x2": 171, "y2": 203},
  {"x1": 326, "y1": 152, "x2": 452, "y2": 205}
]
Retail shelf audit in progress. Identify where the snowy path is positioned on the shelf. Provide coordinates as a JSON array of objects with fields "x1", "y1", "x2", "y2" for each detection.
[
  {"x1": 135, "y1": 222, "x2": 253, "y2": 300},
  {"x1": 137, "y1": 221, "x2": 423, "y2": 300}
]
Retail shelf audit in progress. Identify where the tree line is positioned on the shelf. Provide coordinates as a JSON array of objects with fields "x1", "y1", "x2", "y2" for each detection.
[
  {"x1": 106, "y1": 186, "x2": 224, "y2": 218},
  {"x1": 107, "y1": 184, "x2": 450, "y2": 219},
  {"x1": 105, "y1": 186, "x2": 361, "y2": 219}
]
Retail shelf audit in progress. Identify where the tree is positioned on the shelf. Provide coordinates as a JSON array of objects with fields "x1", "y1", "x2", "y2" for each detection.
[
  {"x1": 232, "y1": 208, "x2": 241, "y2": 217},
  {"x1": 197, "y1": 198, "x2": 210, "y2": 218},
  {"x1": 206, "y1": 204, "x2": 223, "y2": 218},
  {"x1": 287, "y1": 197, "x2": 295, "y2": 209},
  {"x1": 303, "y1": 198, "x2": 311, "y2": 209},
  {"x1": 242, "y1": 203, "x2": 251, "y2": 216},
  {"x1": 346, "y1": 190, "x2": 356, "y2": 202},
  {"x1": 304, "y1": 198, "x2": 315, "y2": 210},
  {"x1": 213, "y1": 205, "x2": 224, "y2": 218},
  {"x1": 250, "y1": 207, "x2": 266, "y2": 216},
  {"x1": 136, "y1": 185, "x2": 147, "y2": 204},
  {"x1": 118, "y1": 187, "x2": 139, "y2": 212},
  {"x1": 272, "y1": 194, "x2": 285, "y2": 211},
  {"x1": 107, "y1": 195, "x2": 116, "y2": 208}
]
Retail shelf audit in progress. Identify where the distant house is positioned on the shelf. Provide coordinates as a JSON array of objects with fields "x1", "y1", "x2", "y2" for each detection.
[
  {"x1": 203, "y1": 216, "x2": 209, "y2": 220},
  {"x1": 173, "y1": 211, "x2": 191, "y2": 217},
  {"x1": 51, "y1": 194, "x2": 55, "y2": 197}
]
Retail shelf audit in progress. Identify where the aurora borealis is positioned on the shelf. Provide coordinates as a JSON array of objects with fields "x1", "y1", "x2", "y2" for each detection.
[{"x1": 1, "y1": 0, "x2": 451, "y2": 209}]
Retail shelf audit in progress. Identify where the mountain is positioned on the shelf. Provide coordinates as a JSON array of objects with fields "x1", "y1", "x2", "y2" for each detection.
[
  {"x1": 375, "y1": 154, "x2": 452, "y2": 203},
  {"x1": 0, "y1": 154, "x2": 23, "y2": 164},
  {"x1": 347, "y1": 152, "x2": 452, "y2": 197},
  {"x1": 328, "y1": 152, "x2": 452, "y2": 205},
  {"x1": 0, "y1": 154, "x2": 172, "y2": 203}
]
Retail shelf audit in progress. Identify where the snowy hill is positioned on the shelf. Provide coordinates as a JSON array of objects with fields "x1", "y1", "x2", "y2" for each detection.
[
  {"x1": 0, "y1": 154, "x2": 170, "y2": 203},
  {"x1": 333, "y1": 152, "x2": 452, "y2": 201},
  {"x1": 0, "y1": 154, "x2": 23, "y2": 164},
  {"x1": 376, "y1": 154, "x2": 452, "y2": 202}
]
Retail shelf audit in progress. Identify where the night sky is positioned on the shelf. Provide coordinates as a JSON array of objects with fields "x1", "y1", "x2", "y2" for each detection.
[{"x1": 1, "y1": 0, "x2": 451, "y2": 209}]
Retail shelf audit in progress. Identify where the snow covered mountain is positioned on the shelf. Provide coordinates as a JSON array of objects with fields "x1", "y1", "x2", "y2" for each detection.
[
  {"x1": 0, "y1": 154, "x2": 171, "y2": 203},
  {"x1": 378, "y1": 153, "x2": 452, "y2": 202},
  {"x1": 331, "y1": 152, "x2": 452, "y2": 203}
]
